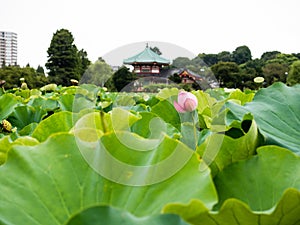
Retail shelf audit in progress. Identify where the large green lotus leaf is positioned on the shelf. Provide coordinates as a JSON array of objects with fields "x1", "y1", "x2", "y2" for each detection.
[
  {"x1": 227, "y1": 89, "x2": 254, "y2": 105},
  {"x1": 214, "y1": 145, "x2": 300, "y2": 211},
  {"x1": 113, "y1": 94, "x2": 136, "y2": 107},
  {"x1": 151, "y1": 100, "x2": 181, "y2": 130},
  {"x1": 226, "y1": 82, "x2": 300, "y2": 154},
  {"x1": 197, "y1": 116, "x2": 263, "y2": 177},
  {"x1": 155, "y1": 87, "x2": 179, "y2": 102},
  {"x1": 72, "y1": 108, "x2": 141, "y2": 135},
  {"x1": 31, "y1": 111, "x2": 75, "y2": 142},
  {"x1": 205, "y1": 88, "x2": 229, "y2": 100},
  {"x1": 0, "y1": 136, "x2": 11, "y2": 164},
  {"x1": 0, "y1": 135, "x2": 39, "y2": 165},
  {"x1": 192, "y1": 90, "x2": 217, "y2": 114},
  {"x1": 0, "y1": 133, "x2": 217, "y2": 224},
  {"x1": 0, "y1": 93, "x2": 19, "y2": 120},
  {"x1": 131, "y1": 111, "x2": 179, "y2": 139},
  {"x1": 192, "y1": 90, "x2": 228, "y2": 131},
  {"x1": 72, "y1": 112, "x2": 112, "y2": 135},
  {"x1": 58, "y1": 94, "x2": 95, "y2": 112},
  {"x1": 192, "y1": 90, "x2": 218, "y2": 129},
  {"x1": 76, "y1": 84, "x2": 100, "y2": 101},
  {"x1": 17, "y1": 122, "x2": 38, "y2": 136},
  {"x1": 7, "y1": 105, "x2": 47, "y2": 130},
  {"x1": 66, "y1": 205, "x2": 189, "y2": 225},
  {"x1": 163, "y1": 188, "x2": 300, "y2": 225},
  {"x1": 27, "y1": 96, "x2": 59, "y2": 111}
]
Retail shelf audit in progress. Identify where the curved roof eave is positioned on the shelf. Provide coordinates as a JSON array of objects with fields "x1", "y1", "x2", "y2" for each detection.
[{"x1": 123, "y1": 47, "x2": 170, "y2": 65}]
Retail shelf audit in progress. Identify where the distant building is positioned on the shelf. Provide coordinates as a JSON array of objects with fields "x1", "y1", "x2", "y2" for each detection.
[
  {"x1": 0, "y1": 31, "x2": 17, "y2": 66},
  {"x1": 123, "y1": 44, "x2": 170, "y2": 76},
  {"x1": 122, "y1": 45, "x2": 218, "y2": 91}
]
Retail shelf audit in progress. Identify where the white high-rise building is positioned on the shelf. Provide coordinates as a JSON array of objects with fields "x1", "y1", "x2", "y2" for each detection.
[{"x1": 0, "y1": 31, "x2": 17, "y2": 66}]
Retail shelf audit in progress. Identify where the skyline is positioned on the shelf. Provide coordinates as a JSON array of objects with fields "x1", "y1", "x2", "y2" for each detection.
[{"x1": 1, "y1": 0, "x2": 300, "y2": 68}]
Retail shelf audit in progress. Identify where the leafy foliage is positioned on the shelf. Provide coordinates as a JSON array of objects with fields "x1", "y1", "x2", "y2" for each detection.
[
  {"x1": 67, "y1": 205, "x2": 189, "y2": 225},
  {"x1": 81, "y1": 59, "x2": 113, "y2": 87},
  {"x1": 112, "y1": 66, "x2": 137, "y2": 91},
  {"x1": 227, "y1": 82, "x2": 300, "y2": 154},
  {"x1": 287, "y1": 60, "x2": 300, "y2": 85},
  {"x1": 232, "y1": 45, "x2": 252, "y2": 64},
  {"x1": 0, "y1": 82, "x2": 299, "y2": 224},
  {"x1": 46, "y1": 29, "x2": 90, "y2": 86},
  {"x1": 211, "y1": 62, "x2": 240, "y2": 88},
  {"x1": 0, "y1": 65, "x2": 48, "y2": 89}
]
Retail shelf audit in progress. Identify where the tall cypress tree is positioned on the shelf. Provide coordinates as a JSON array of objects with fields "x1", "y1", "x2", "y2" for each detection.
[{"x1": 46, "y1": 29, "x2": 81, "y2": 86}]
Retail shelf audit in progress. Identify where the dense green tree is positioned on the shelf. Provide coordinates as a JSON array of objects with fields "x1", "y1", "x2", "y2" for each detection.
[
  {"x1": 260, "y1": 51, "x2": 281, "y2": 62},
  {"x1": 262, "y1": 62, "x2": 289, "y2": 85},
  {"x1": 78, "y1": 49, "x2": 91, "y2": 76},
  {"x1": 232, "y1": 45, "x2": 252, "y2": 64},
  {"x1": 36, "y1": 65, "x2": 45, "y2": 76},
  {"x1": 236, "y1": 59, "x2": 265, "y2": 89},
  {"x1": 169, "y1": 73, "x2": 182, "y2": 83},
  {"x1": 217, "y1": 51, "x2": 232, "y2": 62},
  {"x1": 211, "y1": 62, "x2": 240, "y2": 88},
  {"x1": 292, "y1": 53, "x2": 300, "y2": 60},
  {"x1": 81, "y1": 59, "x2": 113, "y2": 86},
  {"x1": 190, "y1": 56, "x2": 206, "y2": 67},
  {"x1": 266, "y1": 53, "x2": 298, "y2": 66},
  {"x1": 172, "y1": 57, "x2": 191, "y2": 68},
  {"x1": 242, "y1": 59, "x2": 264, "y2": 75},
  {"x1": 0, "y1": 65, "x2": 48, "y2": 89},
  {"x1": 287, "y1": 60, "x2": 300, "y2": 85},
  {"x1": 45, "y1": 29, "x2": 81, "y2": 86},
  {"x1": 198, "y1": 53, "x2": 218, "y2": 66},
  {"x1": 112, "y1": 67, "x2": 137, "y2": 91}
]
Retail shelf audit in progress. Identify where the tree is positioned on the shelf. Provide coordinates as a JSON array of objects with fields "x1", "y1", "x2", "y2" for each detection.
[
  {"x1": 46, "y1": 29, "x2": 81, "y2": 86},
  {"x1": 262, "y1": 62, "x2": 289, "y2": 85},
  {"x1": 198, "y1": 53, "x2": 219, "y2": 66},
  {"x1": 78, "y1": 49, "x2": 91, "y2": 76},
  {"x1": 238, "y1": 58, "x2": 264, "y2": 89},
  {"x1": 190, "y1": 56, "x2": 206, "y2": 67},
  {"x1": 217, "y1": 51, "x2": 232, "y2": 62},
  {"x1": 292, "y1": 53, "x2": 300, "y2": 60},
  {"x1": 81, "y1": 59, "x2": 113, "y2": 87},
  {"x1": 172, "y1": 57, "x2": 191, "y2": 68},
  {"x1": 169, "y1": 73, "x2": 182, "y2": 83},
  {"x1": 36, "y1": 65, "x2": 45, "y2": 76},
  {"x1": 112, "y1": 67, "x2": 137, "y2": 91},
  {"x1": 232, "y1": 45, "x2": 252, "y2": 64},
  {"x1": 211, "y1": 62, "x2": 240, "y2": 88},
  {"x1": 266, "y1": 53, "x2": 298, "y2": 66},
  {"x1": 261, "y1": 51, "x2": 281, "y2": 62},
  {"x1": 287, "y1": 60, "x2": 300, "y2": 85},
  {"x1": 0, "y1": 65, "x2": 48, "y2": 89}
]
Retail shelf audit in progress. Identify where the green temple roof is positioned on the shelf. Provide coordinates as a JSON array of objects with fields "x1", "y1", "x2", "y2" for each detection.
[{"x1": 123, "y1": 46, "x2": 170, "y2": 65}]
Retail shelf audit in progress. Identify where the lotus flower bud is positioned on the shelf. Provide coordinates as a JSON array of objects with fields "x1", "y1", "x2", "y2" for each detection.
[
  {"x1": 1, "y1": 120, "x2": 12, "y2": 132},
  {"x1": 174, "y1": 91, "x2": 198, "y2": 113}
]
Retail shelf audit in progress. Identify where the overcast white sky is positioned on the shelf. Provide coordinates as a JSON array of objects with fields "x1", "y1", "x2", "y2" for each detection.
[{"x1": 1, "y1": 0, "x2": 299, "y2": 68}]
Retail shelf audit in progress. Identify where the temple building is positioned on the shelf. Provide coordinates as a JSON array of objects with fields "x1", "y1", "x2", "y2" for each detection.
[
  {"x1": 178, "y1": 69, "x2": 203, "y2": 84},
  {"x1": 122, "y1": 45, "x2": 218, "y2": 91},
  {"x1": 123, "y1": 45, "x2": 170, "y2": 76}
]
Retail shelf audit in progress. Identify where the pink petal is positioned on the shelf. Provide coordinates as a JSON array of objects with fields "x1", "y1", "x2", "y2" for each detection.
[
  {"x1": 178, "y1": 91, "x2": 189, "y2": 106},
  {"x1": 174, "y1": 101, "x2": 186, "y2": 113},
  {"x1": 184, "y1": 98, "x2": 197, "y2": 111},
  {"x1": 188, "y1": 93, "x2": 198, "y2": 106}
]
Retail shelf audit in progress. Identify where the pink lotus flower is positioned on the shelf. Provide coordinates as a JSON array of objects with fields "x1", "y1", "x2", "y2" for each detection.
[{"x1": 174, "y1": 91, "x2": 198, "y2": 113}]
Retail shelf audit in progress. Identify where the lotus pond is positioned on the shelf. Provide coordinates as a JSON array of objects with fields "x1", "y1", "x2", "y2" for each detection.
[{"x1": 0, "y1": 82, "x2": 300, "y2": 225}]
